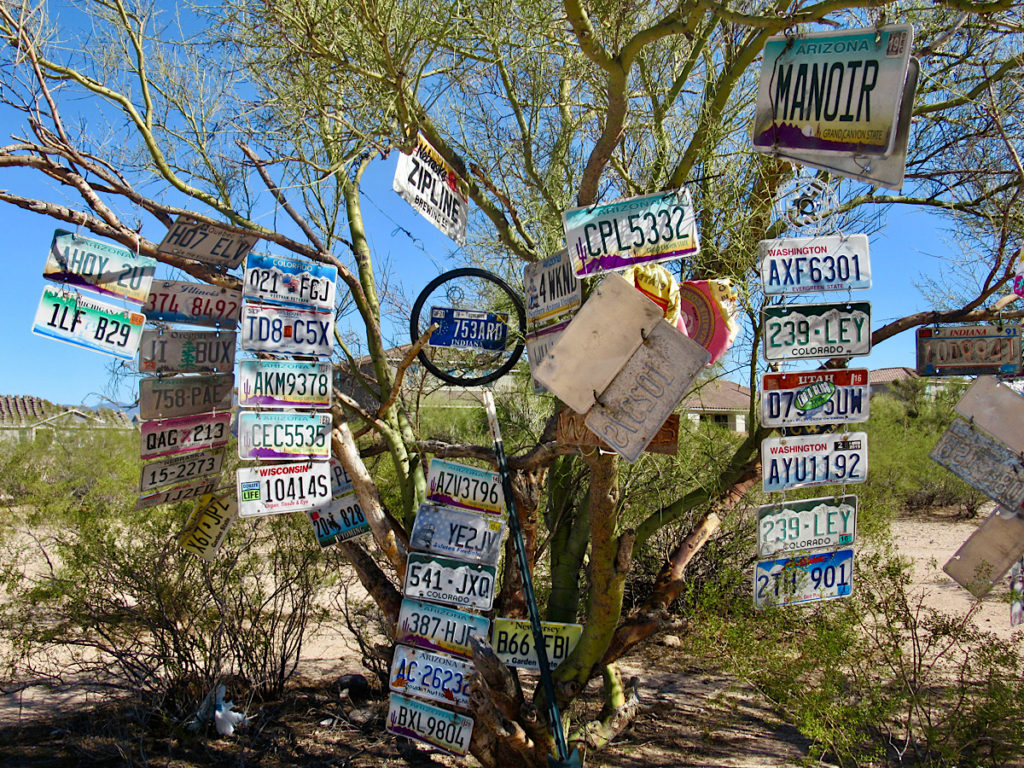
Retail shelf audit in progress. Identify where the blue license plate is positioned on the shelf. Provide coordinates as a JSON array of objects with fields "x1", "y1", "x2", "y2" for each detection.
[{"x1": 429, "y1": 307, "x2": 508, "y2": 351}]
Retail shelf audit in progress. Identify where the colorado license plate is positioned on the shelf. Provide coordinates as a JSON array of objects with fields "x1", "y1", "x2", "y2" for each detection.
[
  {"x1": 236, "y1": 462, "x2": 332, "y2": 517},
  {"x1": 757, "y1": 495, "x2": 857, "y2": 558},
  {"x1": 916, "y1": 325, "x2": 1022, "y2": 377},
  {"x1": 178, "y1": 493, "x2": 237, "y2": 561},
  {"x1": 138, "y1": 329, "x2": 236, "y2": 373},
  {"x1": 762, "y1": 302, "x2": 871, "y2": 361},
  {"x1": 141, "y1": 412, "x2": 230, "y2": 460},
  {"x1": 387, "y1": 692, "x2": 474, "y2": 757},
  {"x1": 243, "y1": 253, "x2": 337, "y2": 311},
  {"x1": 427, "y1": 459, "x2": 504, "y2": 515},
  {"x1": 762, "y1": 432, "x2": 868, "y2": 493},
  {"x1": 307, "y1": 489, "x2": 369, "y2": 547},
  {"x1": 237, "y1": 360, "x2": 332, "y2": 408},
  {"x1": 139, "y1": 447, "x2": 225, "y2": 492},
  {"x1": 45, "y1": 230, "x2": 156, "y2": 304},
  {"x1": 139, "y1": 373, "x2": 234, "y2": 420},
  {"x1": 33, "y1": 285, "x2": 145, "y2": 360},
  {"x1": 754, "y1": 548, "x2": 854, "y2": 609},
  {"x1": 758, "y1": 234, "x2": 871, "y2": 294},
  {"x1": 145, "y1": 280, "x2": 241, "y2": 326},
  {"x1": 396, "y1": 598, "x2": 490, "y2": 659},
  {"x1": 240, "y1": 302, "x2": 334, "y2": 356},
  {"x1": 390, "y1": 645, "x2": 472, "y2": 709},
  {"x1": 931, "y1": 417, "x2": 1024, "y2": 510},
  {"x1": 428, "y1": 307, "x2": 509, "y2": 351},
  {"x1": 410, "y1": 504, "x2": 506, "y2": 565},
  {"x1": 404, "y1": 553, "x2": 497, "y2": 611},
  {"x1": 491, "y1": 618, "x2": 583, "y2": 671},
  {"x1": 157, "y1": 215, "x2": 257, "y2": 268},
  {"x1": 136, "y1": 478, "x2": 218, "y2": 510},
  {"x1": 236, "y1": 411, "x2": 331, "y2": 461},
  {"x1": 761, "y1": 369, "x2": 869, "y2": 428}
]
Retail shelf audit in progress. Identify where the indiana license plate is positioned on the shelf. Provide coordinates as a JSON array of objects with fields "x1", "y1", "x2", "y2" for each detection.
[
  {"x1": 33, "y1": 285, "x2": 145, "y2": 360},
  {"x1": 404, "y1": 553, "x2": 497, "y2": 611},
  {"x1": 427, "y1": 459, "x2": 504, "y2": 515},
  {"x1": 762, "y1": 302, "x2": 871, "y2": 361},
  {"x1": 390, "y1": 645, "x2": 472, "y2": 709},
  {"x1": 410, "y1": 504, "x2": 506, "y2": 565},
  {"x1": 157, "y1": 215, "x2": 257, "y2": 268},
  {"x1": 307, "y1": 489, "x2": 369, "y2": 547},
  {"x1": 139, "y1": 373, "x2": 234, "y2": 420},
  {"x1": 757, "y1": 495, "x2": 857, "y2": 558},
  {"x1": 141, "y1": 412, "x2": 230, "y2": 460},
  {"x1": 240, "y1": 302, "x2": 334, "y2": 356},
  {"x1": 762, "y1": 432, "x2": 868, "y2": 492},
  {"x1": 758, "y1": 234, "x2": 871, "y2": 294},
  {"x1": 178, "y1": 492, "x2": 237, "y2": 561},
  {"x1": 387, "y1": 692, "x2": 473, "y2": 757},
  {"x1": 761, "y1": 369, "x2": 869, "y2": 428},
  {"x1": 139, "y1": 447, "x2": 225, "y2": 492},
  {"x1": 136, "y1": 478, "x2": 218, "y2": 510},
  {"x1": 138, "y1": 329, "x2": 236, "y2": 373},
  {"x1": 45, "y1": 230, "x2": 156, "y2": 304},
  {"x1": 754, "y1": 548, "x2": 853, "y2": 609},
  {"x1": 243, "y1": 253, "x2": 337, "y2": 311},
  {"x1": 236, "y1": 462, "x2": 332, "y2": 517},
  {"x1": 396, "y1": 599, "x2": 490, "y2": 659},
  {"x1": 237, "y1": 360, "x2": 332, "y2": 409},
  {"x1": 428, "y1": 307, "x2": 509, "y2": 351},
  {"x1": 491, "y1": 618, "x2": 583, "y2": 671},
  {"x1": 916, "y1": 325, "x2": 1022, "y2": 376},
  {"x1": 931, "y1": 417, "x2": 1024, "y2": 510},
  {"x1": 145, "y1": 280, "x2": 241, "y2": 326},
  {"x1": 236, "y1": 411, "x2": 332, "y2": 461}
]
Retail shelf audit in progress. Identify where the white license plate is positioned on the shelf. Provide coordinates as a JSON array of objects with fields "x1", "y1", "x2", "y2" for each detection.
[
  {"x1": 141, "y1": 412, "x2": 231, "y2": 460},
  {"x1": 491, "y1": 618, "x2": 583, "y2": 671},
  {"x1": 240, "y1": 302, "x2": 333, "y2": 356},
  {"x1": 758, "y1": 234, "x2": 871, "y2": 295},
  {"x1": 762, "y1": 432, "x2": 868, "y2": 493},
  {"x1": 427, "y1": 459, "x2": 504, "y2": 515},
  {"x1": 145, "y1": 280, "x2": 241, "y2": 326},
  {"x1": 387, "y1": 692, "x2": 474, "y2": 757},
  {"x1": 524, "y1": 250, "x2": 581, "y2": 332},
  {"x1": 396, "y1": 599, "x2": 490, "y2": 659},
  {"x1": 404, "y1": 553, "x2": 497, "y2": 611},
  {"x1": 410, "y1": 504, "x2": 505, "y2": 565},
  {"x1": 236, "y1": 411, "x2": 331, "y2": 461},
  {"x1": 243, "y1": 253, "x2": 337, "y2": 311},
  {"x1": 46, "y1": 229, "x2": 156, "y2": 304},
  {"x1": 136, "y1": 478, "x2": 218, "y2": 510},
  {"x1": 390, "y1": 645, "x2": 472, "y2": 709},
  {"x1": 237, "y1": 360, "x2": 331, "y2": 409},
  {"x1": 236, "y1": 462, "x2": 332, "y2": 517},
  {"x1": 931, "y1": 418, "x2": 1024, "y2": 510},
  {"x1": 139, "y1": 329, "x2": 236, "y2": 374},
  {"x1": 157, "y1": 215, "x2": 257, "y2": 268},
  {"x1": 761, "y1": 369, "x2": 869, "y2": 428},
  {"x1": 178, "y1": 493, "x2": 237, "y2": 561},
  {"x1": 139, "y1": 373, "x2": 234, "y2": 420},
  {"x1": 329, "y1": 457, "x2": 354, "y2": 496},
  {"x1": 916, "y1": 324, "x2": 1022, "y2": 377},
  {"x1": 757, "y1": 495, "x2": 857, "y2": 558},
  {"x1": 307, "y1": 490, "x2": 369, "y2": 547},
  {"x1": 33, "y1": 285, "x2": 145, "y2": 360},
  {"x1": 139, "y1": 447, "x2": 225, "y2": 492},
  {"x1": 762, "y1": 302, "x2": 871, "y2": 361},
  {"x1": 754, "y1": 548, "x2": 854, "y2": 609}
]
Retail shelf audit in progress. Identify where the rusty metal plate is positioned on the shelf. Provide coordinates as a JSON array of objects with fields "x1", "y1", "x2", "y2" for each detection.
[
  {"x1": 931, "y1": 417, "x2": 1024, "y2": 511},
  {"x1": 916, "y1": 324, "x2": 1022, "y2": 377},
  {"x1": 944, "y1": 510, "x2": 1024, "y2": 598},
  {"x1": 955, "y1": 376, "x2": 1024, "y2": 454},
  {"x1": 557, "y1": 410, "x2": 679, "y2": 455}
]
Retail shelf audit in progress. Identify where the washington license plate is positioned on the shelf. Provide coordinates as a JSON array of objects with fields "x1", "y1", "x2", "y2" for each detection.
[
  {"x1": 243, "y1": 253, "x2": 337, "y2": 311},
  {"x1": 404, "y1": 553, "x2": 497, "y2": 611},
  {"x1": 755, "y1": 548, "x2": 853, "y2": 609},
  {"x1": 396, "y1": 599, "x2": 490, "y2": 659},
  {"x1": 410, "y1": 504, "x2": 505, "y2": 565},
  {"x1": 387, "y1": 692, "x2": 473, "y2": 757},
  {"x1": 139, "y1": 373, "x2": 234, "y2": 420},
  {"x1": 759, "y1": 235, "x2": 870, "y2": 294},
  {"x1": 427, "y1": 459, "x2": 503, "y2": 515},
  {"x1": 179, "y1": 492, "x2": 237, "y2": 561},
  {"x1": 916, "y1": 325, "x2": 1022, "y2": 377},
  {"x1": 238, "y1": 360, "x2": 331, "y2": 408},
  {"x1": 33, "y1": 285, "x2": 145, "y2": 360},
  {"x1": 429, "y1": 307, "x2": 509, "y2": 351},
  {"x1": 761, "y1": 369, "x2": 869, "y2": 428},
  {"x1": 491, "y1": 618, "x2": 583, "y2": 671},
  {"x1": 45, "y1": 230, "x2": 156, "y2": 304},
  {"x1": 762, "y1": 432, "x2": 868, "y2": 493},
  {"x1": 137, "y1": 478, "x2": 218, "y2": 510},
  {"x1": 157, "y1": 215, "x2": 257, "y2": 268},
  {"x1": 140, "y1": 447, "x2": 225, "y2": 493},
  {"x1": 145, "y1": 280, "x2": 241, "y2": 326},
  {"x1": 390, "y1": 645, "x2": 472, "y2": 709},
  {"x1": 763, "y1": 302, "x2": 871, "y2": 361},
  {"x1": 240, "y1": 303, "x2": 333, "y2": 356},
  {"x1": 757, "y1": 495, "x2": 857, "y2": 558},
  {"x1": 141, "y1": 412, "x2": 230, "y2": 460},
  {"x1": 931, "y1": 417, "x2": 1024, "y2": 510},
  {"x1": 139, "y1": 329, "x2": 236, "y2": 373},
  {"x1": 236, "y1": 462, "x2": 332, "y2": 517},
  {"x1": 308, "y1": 490, "x2": 369, "y2": 547},
  {"x1": 237, "y1": 411, "x2": 331, "y2": 461}
]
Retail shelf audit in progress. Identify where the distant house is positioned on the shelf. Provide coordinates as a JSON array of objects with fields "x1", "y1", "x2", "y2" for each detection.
[
  {"x1": 680, "y1": 379, "x2": 752, "y2": 432},
  {"x1": 868, "y1": 367, "x2": 919, "y2": 397},
  {"x1": 0, "y1": 395, "x2": 134, "y2": 442}
]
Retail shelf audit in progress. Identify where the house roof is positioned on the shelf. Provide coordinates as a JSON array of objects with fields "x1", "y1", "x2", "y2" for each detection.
[
  {"x1": 681, "y1": 379, "x2": 752, "y2": 413},
  {"x1": 0, "y1": 395, "x2": 133, "y2": 428},
  {"x1": 868, "y1": 367, "x2": 918, "y2": 384}
]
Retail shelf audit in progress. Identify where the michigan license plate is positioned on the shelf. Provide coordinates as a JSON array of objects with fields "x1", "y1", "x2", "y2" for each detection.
[
  {"x1": 763, "y1": 302, "x2": 871, "y2": 361},
  {"x1": 236, "y1": 462, "x2": 332, "y2": 517},
  {"x1": 33, "y1": 285, "x2": 145, "y2": 360},
  {"x1": 761, "y1": 369, "x2": 869, "y2": 428},
  {"x1": 390, "y1": 645, "x2": 472, "y2": 709},
  {"x1": 145, "y1": 280, "x2": 241, "y2": 326},
  {"x1": 427, "y1": 459, "x2": 503, "y2": 515},
  {"x1": 141, "y1": 412, "x2": 230, "y2": 460},
  {"x1": 237, "y1": 360, "x2": 332, "y2": 409},
  {"x1": 387, "y1": 692, "x2": 473, "y2": 757},
  {"x1": 240, "y1": 303, "x2": 333, "y2": 356},
  {"x1": 139, "y1": 373, "x2": 234, "y2": 420},
  {"x1": 139, "y1": 447, "x2": 225, "y2": 492},
  {"x1": 762, "y1": 432, "x2": 868, "y2": 493},
  {"x1": 754, "y1": 548, "x2": 853, "y2": 609},
  {"x1": 757, "y1": 495, "x2": 857, "y2": 558},
  {"x1": 931, "y1": 417, "x2": 1024, "y2": 510},
  {"x1": 490, "y1": 618, "x2": 583, "y2": 671},
  {"x1": 178, "y1": 492, "x2": 237, "y2": 561},
  {"x1": 236, "y1": 411, "x2": 331, "y2": 461},
  {"x1": 410, "y1": 504, "x2": 505, "y2": 565},
  {"x1": 307, "y1": 489, "x2": 369, "y2": 547},
  {"x1": 157, "y1": 215, "x2": 257, "y2": 268},
  {"x1": 396, "y1": 599, "x2": 490, "y2": 659},
  {"x1": 916, "y1": 325, "x2": 1022, "y2": 377},
  {"x1": 45, "y1": 230, "x2": 156, "y2": 304},
  {"x1": 136, "y1": 478, "x2": 218, "y2": 510},
  {"x1": 404, "y1": 553, "x2": 496, "y2": 611},
  {"x1": 428, "y1": 307, "x2": 509, "y2": 351},
  {"x1": 138, "y1": 329, "x2": 236, "y2": 373},
  {"x1": 243, "y1": 253, "x2": 337, "y2": 311},
  {"x1": 758, "y1": 234, "x2": 871, "y2": 295}
]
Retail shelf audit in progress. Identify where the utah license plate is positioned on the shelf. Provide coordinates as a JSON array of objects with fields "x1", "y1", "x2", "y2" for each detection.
[
  {"x1": 410, "y1": 504, "x2": 505, "y2": 565},
  {"x1": 138, "y1": 329, "x2": 236, "y2": 373},
  {"x1": 178, "y1": 493, "x2": 237, "y2": 561},
  {"x1": 236, "y1": 462, "x2": 332, "y2": 517},
  {"x1": 141, "y1": 412, "x2": 230, "y2": 460},
  {"x1": 762, "y1": 432, "x2": 868, "y2": 492},
  {"x1": 390, "y1": 645, "x2": 472, "y2": 709},
  {"x1": 145, "y1": 280, "x2": 241, "y2": 326},
  {"x1": 237, "y1": 360, "x2": 332, "y2": 409},
  {"x1": 403, "y1": 553, "x2": 497, "y2": 611},
  {"x1": 387, "y1": 692, "x2": 473, "y2": 756},
  {"x1": 396, "y1": 599, "x2": 490, "y2": 659},
  {"x1": 33, "y1": 285, "x2": 145, "y2": 360},
  {"x1": 240, "y1": 303, "x2": 333, "y2": 356},
  {"x1": 46, "y1": 230, "x2": 156, "y2": 304},
  {"x1": 429, "y1": 307, "x2": 509, "y2": 351},
  {"x1": 762, "y1": 302, "x2": 871, "y2": 361},
  {"x1": 136, "y1": 478, "x2": 218, "y2": 510},
  {"x1": 243, "y1": 253, "x2": 337, "y2": 311},
  {"x1": 139, "y1": 447, "x2": 225, "y2": 492},
  {"x1": 757, "y1": 495, "x2": 857, "y2": 558},
  {"x1": 931, "y1": 417, "x2": 1024, "y2": 510},
  {"x1": 139, "y1": 373, "x2": 234, "y2": 420},
  {"x1": 758, "y1": 234, "x2": 870, "y2": 294},
  {"x1": 491, "y1": 618, "x2": 583, "y2": 671},
  {"x1": 307, "y1": 490, "x2": 369, "y2": 547},
  {"x1": 236, "y1": 411, "x2": 331, "y2": 461},
  {"x1": 761, "y1": 369, "x2": 869, "y2": 428},
  {"x1": 916, "y1": 325, "x2": 1022, "y2": 377},
  {"x1": 427, "y1": 459, "x2": 504, "y2": 515},
  {"x1": 754, "y1": 548, "x2": 853, "y2": 609},
  {"x1": 157, "y1": 215, "x2": 257, "y2": 268}
]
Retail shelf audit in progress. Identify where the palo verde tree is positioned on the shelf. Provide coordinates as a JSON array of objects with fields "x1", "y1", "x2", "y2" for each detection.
[{"x1": 1, "y1": 0, "x2": 1023, "y2": 765}]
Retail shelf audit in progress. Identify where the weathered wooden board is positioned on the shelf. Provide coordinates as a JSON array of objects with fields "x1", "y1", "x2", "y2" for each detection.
[{"x1": 557, "y1": 410, "x2": 679, "y2": 455}]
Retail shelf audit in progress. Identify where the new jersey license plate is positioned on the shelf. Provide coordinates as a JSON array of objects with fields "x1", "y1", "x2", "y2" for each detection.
[
  {"x1": 490, "y1": 618, "x2": 583, "y2": 671},
  {"x1": 762, "y1": 302, "x2": 871, "y2": 361},
  {"x1": 396, "y1": 599, "x2": 490, "y2": 659},
  {"x1": 243, "y1": 253, "x2": 337, "y2": 311},
  {"x1": 762, "y1": 432, "x2": 868, "y2": 493},
  {"x1": 761, "y1": 369, "x2": 869, "y2": 428},
  {"x1": 145, "y1": 280, "x2": 241, "y2": 326},
  {"x1": 45, "y1": 229, "x2": 156, "y2": 304},
  {"x1": 139, "y1": 373, "x2": 234, "y2": 420},
  {"x1": 757, "y1": 495, "x2": 857, "y2": 558},
  {"x1": 33, "y1": 285, "x2": 145, "y2": 360},
  {"x1": 390, "y1": 645, "x2": 472, "y2": 710},
  {"x1": 387, "y1": 692, "x2": 474, "y2": 757},
  {"x1": 139, "y1": 447, "x2": 225, "y2": 493},
  {"x1": 758, "y1": 234, "x2": 871, "y2": 295},
  {"x1": 427, "y1": 459, "x2": 504, "y2": 515},
  {"x1": 240, "y1": 302, "x2": 334, "y2": 356},
  {"x1": 178, "y1": 492, "x2": 237, "y2": 561},
  {"x1": 236, "y1": 462, "x2": 332, "y2": 517},
  {"x1": 157, "y1": 215, "x2": 257, "y2": 268},
  {"x1": 410, "y1": 504, "x2": 506, "y2": 565},
  {"x1": 404, "y1": 553, "x2": 497, "y2": 611},
  {"x1": 139, "y1": 329, "x2": 236, "y2": 373},
  {"x1": 141, "y1": 412, "x2": 231, "y2": 460},
  {"x1": 931, "y1": 417, "x2": 1024, "y2": 510},
  {"x1": 916, "y1": 324, "x2": 1022, "y2": 377},
  {"x1": 754, "y1": 548, "x2": 854, "y2": 609},
  {"x1": 136, "y1": 478, "x2": 218, "y2": 510},
  {"x1": 236, "y1": 411, "x2": 332, "y2": 461},
  {"x1": 307, "y1": 489, "x2": 369, "y2": 547},
  {"x1": 237, "y1": 360, "x2": 332, "y2": 409},
  {"x1": 428, "y1": 307, "x2": 509, "y2": 351}
]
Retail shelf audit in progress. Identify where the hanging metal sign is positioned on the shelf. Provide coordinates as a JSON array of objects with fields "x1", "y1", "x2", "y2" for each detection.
[
  {"x1": 757, "y1": 495, "x2": 857, "y2": 559},
  {"x1": 33, "y1": 285, "x2": 145, "y2": 360},
  {"x1": 236, "y1": 461, "x2": 332, "y2": 518},
  {"x1": 45, "y1": 230, "x2": 156, "y2": 304},
  {"x1": 178, "y1": 492, "x2": 237, "y2": 561},
  {"x1": 426, "y1": 459, "x2": 504, "y2": 516},
  {"x1": 396, "y1": 598, "x2": 490, "y2": 659},
  {"x1": 762, "y1": 431, "x2": 868, "y2": 493},
  {"x1": 916, "y1": 324, "x2": 1022, "y2": 377},
  {"x1": 754, "y1": 548, "x2": 854, "y2": 608},
  {"x1": 139, "y1": 447, "x2": 225, "y2": 493},
  {"x1": 243, "y1": 253, "x2": 337, "y2": 311},
  {"x1": 157, "y1": 214, "x2": 257, "y2": 268},
  {"x1": 139, "y1": 329, "x2": 236, "y2": 374},
  {"x1": 562, "y1": 188, "x2": 699, "y2": 278},
  {"x1": 136, "y1": 477, "x2": 218, "y2": 510},
  {"x1": 524, "y1": 250, "x2": 581, "y2": 333},
  {"x1": 931, "y1": 417, "x2": 1024, "y2": 511},
  {"x1": 238, "y1": 360, "x2": 332, "y2": 409},
  {"x1": 140, "y1": 412, "x2": 230, "y2": 460},
  {"x1": 761, "y1": 369, "x2": 869, "y2": 428},
  {"x1": 240, "y1": 302, "x2": 334, "y2": 356},
  {"x1": 139, "y1": 373, "x2": 234, "y2": 420},
  {"x1": 954, "y1": 376, "x2": 1024, "y2": 454},
  {"x1": 392, "y1": 133, "x2": 469, "y2": 247},
  {"x1": 410, "y1": 503, "x2": 506, "y2": 566},
  {"x1": 307, "y1": 489, "x2": 369, "y2": 547},
  {"x1": 428, "y1": 307, "x2": 509, "y2": 351},
  {"x1": 389, "y1": 645, "x2": 473, "y2": 710},
  {"x1": 403, "y1": 553, "x2": 497, "y2": 611},
  {"x1": 236, "y1": 411, "x2": 331, "y2": 461},
  {"x1": 557, "y1": 410, "x2": 680, "y2": 455},
  {"x1": 525, "y1": 323, "x2": 567, "y2": 392},
  {"x1": 758, "y1": 234, "x2": 871, "y2": 294},
  {"x1": 762, "y1": 302, "x2": 871, "y2": 361},
  {"x1": 329, "y1": 457, "x2": 354, "y2": 496},
  {"x1": 145, "y1": 280, "x2": 241, "y2": 326},
  {"x1": 387, "y1": 692, "x2": 474, "y2": 757},
  {"x1": 944, "y1": 509, "x2": 1024, "y2": 598},
  {"x1": 491, "y1": 619, "x2": 583, "y2": 672}
]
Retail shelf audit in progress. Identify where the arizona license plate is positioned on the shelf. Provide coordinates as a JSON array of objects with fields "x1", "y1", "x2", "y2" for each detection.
[
  {"x1": 762, "y1": 432, "x2": 868, "y2": 493},
  {"x1": 387, "y1": 692, "x2": 474, "y2": 757},
  {"x1": 390, "y1": 645, "x2": 472, "y2": 709},
  {"x1": 236, "y1": 462, "x2": 332, "y2": 517},
  {"x1": 428, "y1": 307, "x2": 509, "y2": 351},
  {"x1": 307, "y1": 489, "x2": 370, "y2": 547},
  {"x1": 139, "y1": 373, "x2": 234, "y2": 420},
  {"x1": 754, "y1": 548, "x2": 854, "y2": 609},
  {"x1": 762, "y1": 302, "x2": 871, "y2": 361},
  {"x1": 916, "y1": 325, "x2": 1022, "y2": 376},
  {"x1": 410, "y1": 504, "x2": 506, "y2": 565},
  {"x1": 931, "y1": 417, "x2": 1024, "y2": 510},
  {"x1": 757, "y1": 495, "x2": 857, "y2": 558},
  {"x1": 396, "y1": 599, "x2": 490, "y2": 658},
  {"x1": 524, "y1": 250, "x2": 581, "y2": 332},
  {"x1": 758, "y1": 234, "x2": 871, "y2": 295},
  {"x1": 45, "y1": 229, "x2": 156, "y2": 304},
  {"x1": 240, "y1": 302, "x2": 334, "y2": 356},
  {"x1": 136, "y1": 478, "x2": 218, "y2": 510},
  {"x1": 404, "y1": 553, "x2": 497, "y2": 611},
  {"x1": 761, "y1": 369, "x2": 869, "y2": 428},
  {"x1": 178, "y1": 492, "x2": 237, "y2": 561},
  {"x1": 141, "y1": 412, "x2": 230, "y2": 460},
  {"x1": 138, "y1": 329, "x2": 236, "y2": 373},
  {"x1": 243, "y1": 253, "x2": 337, "y2": 311},
  {"x1": 33, "y1": 285, "x2": 145, "y2": 360},
  {"x1": 491, "y1": 618, "x2": 583, "y2": 671},
  {"x1": 427, "y1": 459, "x2": 504, "y2": 515},
  {"x1": 236, "y1": 411, "x2": 331, "y2": 461},
  {"x1": 139, "y1": 447, "x2": 225, "y2": 492},
  {"x1": 145, "y1": 280, "x2": 241, "y2": 326},
  {"x1": 237, "y1": 360, "x2": 332, "y2": 409},
  {"x1": 157, "y1": 214, "x2": 257, "y2": 268},
  {"x1": 329, "y1": 457, "x2": 354, "y2": 496}
]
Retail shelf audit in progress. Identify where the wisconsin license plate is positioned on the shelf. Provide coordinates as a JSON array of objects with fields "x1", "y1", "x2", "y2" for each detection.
[
  {"x1": 757, "y1": 495, "x2": 857, "y2": 558},
  {"x1": 916, "y1": 325, "x2": 1022, "y2": 376},
  {"x1": 387, "y1": 692, "x2": 474, "y2": 757},
  {"x1": 428, "y1": 307, "x2": 509, "y2": 351},
  {"x1": 141, "y1": 412, "x2": 230, "y2": 460},
  {"x1": 404, "y1": 553, "x2": 497, "y2": 611},
  {"x1": 139, "y1": 329, "x2": 236, "y2": 373},
  {"x1": 758, "y1": 234, "x2": 870, "y2": 294},
  {"x1": 396, "y1": 598, "x2": 490, "y2": 659},
  {"x1": 491, "y1": 618, "x2": 583, "y2": 671},
  {"x1": 427, "y1": 459, "x2": 503, "y2": 515},
  {"x1": 157, "y1": 215, "x2": 257, "y2": 268},
  {"x1": 139, "y1": 373, "x2": 234, "y2": 420},
  {"x1": 243, "y1": 253, "x2": 337, "y2": 311},
  {"x1": 762, "y1": 432, "x2": 868, "y2": 493},
  {"x1": 390, "y1": 645, "x2": 472, "y2": 709},
  {"x1": 754, "y1": 548, "x2": 854, "y2": 609},
  {"x1": 931, "y1": 417, "x2": 1024, "y2": 510},
  {"x1": 761, "y1": 369, "x2": 869, "y2": 428},
  {"x1": 410, "y1": 504, "x2": 506, "y2": 565},
  {"x1": 237, "y1": 360, "x2": 331, "y2": 409},
  {"x1": 307, "y1": 489, "x2": 370, "y2": 547},
  {"x1": 45, "y1": 230, "x2": 156, "y2": 304},
  {"x1": 145, "y1": 280, "x2": 241, "y2": 326},
  {"x1": 136, "y1": 478, "x2": 218, "y2": 510},
  {"x1": 240, "y1": 302, "x2": 333, "y2": 356},
  {"x1": 237, "y1": 411, "x2": 331, "y2": 461},
  {"x1": 236, "y1": 462, "x2": 332, "y2": 517},
  {"x1": 33, "y1": 285, "x2": 145, "y2": 360},
  {"x1": 178, "y1": 492, "x2": 237, "y2": 561},
  {"x1": 762, "y1": 302, "x2": 871, "y2": 361},
  {"x1": 139, "y1": 447, "x2": 225, "y2": 492}
]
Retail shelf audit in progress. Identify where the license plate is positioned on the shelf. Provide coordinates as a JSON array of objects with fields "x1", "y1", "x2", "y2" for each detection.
[
  {"x1": 307, "y1": 489, "x2": 370, "y2": 547},
  {"x1": 236, "y1": 411, "x2": 332, "y2": 461},
  {"x1": 396, "y1": 598, "x2": 490, "y2": 659},
  {"x1": 236, "y1": 462, "x2": 332, "y2": 517},
  {"x1": 238, "y1": 360, "x2": 332, "y2": 409},
  {"x1": 916, "y1": 325, "x2": 1022, "y2": 377},
  {"x1": 33, "y1": 285, "x2": 145, "y2": 360},
  {"x1": 427, "y1": 459, "x2": 504, "y2": 515},
  {"x1": 558, "y1": 410, "x2": 679, "y2": 455},
  {"x1": 763, "y1": 302, "x2": 871, "y2": 361},
  {"x1": 136, "y1": 478, "x2": 218, "y2": 510},
  {"x1": 157, "y1": 215, "x2": 257, "y2": 268},
  {"x1": 930, "y1": 417, "x2": 1024, "y2": 510},
  {"x1": 329, "y1": 457, "x2": 354, "y2": 496},
  {"x1": 761, "y1": 369, "x2": 869, "y2": 428},
  {"x1": 754, "y1": 549, "x2": 854, "y2": 609},
  {"x1": 390, "y1": 645, "x2": 473, "y2": 709},
  {"x1": 139, "y1": 373, "x2": 234, "y2": 420},
  {"x1": 525, "y1": 321, "x2": 567, "y2": 392},
  {"x1": 139, "y1": 447, "x2": 225, "y2": 492},
  {"x1": 759, "y1": 235, "x2": 870, "y2": 295},
  {"x1": 243, "y1": 253, "x2": 337, "y2": 311},
  {"x1": 139, "y1": 329, "x2": 236, "y2": 374},
  {"x1": 955, "y1": 376, "x2": 1024, "y2": 454},
  {"x1": 240, "y1": 302, "x2": 333, "y2": 356},
  {"x1": 757, "y1": 495, "x2": 857, "y2": 558},
  {"x1": 762, "y1": 432, "x2": 868, "y2": 493},
  {"x1": 387, "y1": 692, "x2": 474, "y2": 757},
  {"x1": 178, "y1": 492, "x2": 237, "y2": 561},
  {"x1": 404, "y1": 553, "x2": 497, "y2": 611},
  {"x1": 944, "y1": 511, "x2": 1024, "y2": 599},
  {"x1": 428, "y1": 307, "x2": 509, "y2": 351},
  {"x1": 145, "y1": 280, "x2": 241, "y2": 326},
  {"x1": 410, "y1": 504, "x2": 506, "y2": 565},
  {"x1": 141, "y1": 412, "x2": 230, "y2": 460},
  {"x1": 491, "y1": 618, "x2": 583, "y2": 671},
  {"x1": 45, "y1": 229, "x2": 156, "y2": 304},
  {"x1": 524, "y1": 250, "x2": 581, "y2": 332}
]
